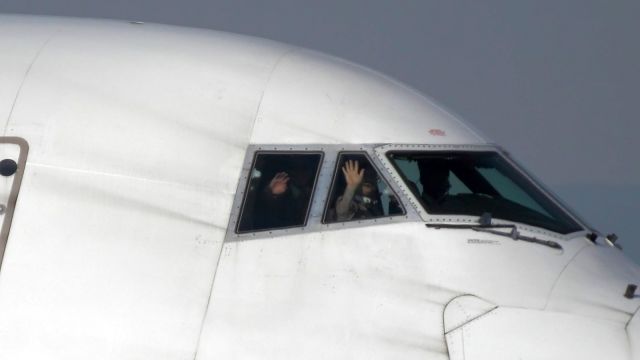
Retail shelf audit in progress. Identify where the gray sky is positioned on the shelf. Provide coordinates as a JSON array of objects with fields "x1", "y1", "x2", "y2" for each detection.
[{"x1": 2, "y1": 1, "x2": 639, "y2": 258}]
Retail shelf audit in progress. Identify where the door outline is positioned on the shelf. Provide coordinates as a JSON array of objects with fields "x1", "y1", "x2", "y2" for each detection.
[{"x1": 0, "y1": 137, "x2": 29, "y2": 270}]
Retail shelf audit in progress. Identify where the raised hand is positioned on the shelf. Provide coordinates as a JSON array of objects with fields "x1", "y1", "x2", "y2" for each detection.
[
  {"x1": 269, "y1": 172, "x2": 290, "y2": 195},
  {"x1": 341, "y1": 160, "x2": 364, "y2": 189}
]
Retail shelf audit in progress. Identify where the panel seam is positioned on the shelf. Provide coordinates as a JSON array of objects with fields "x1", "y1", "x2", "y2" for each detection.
[
  {"x1": 190, "y1": 45, "x2": 298, "y2": 360},
  {"x1": 3, "y1": 31, "x2": 58, "y2": 136},
  {"x1": 543, "y1": 242, "x2": 590, "y2": 309},
  {"x1": 246, "y1": 46, "x2": 298, "y2": 144}
]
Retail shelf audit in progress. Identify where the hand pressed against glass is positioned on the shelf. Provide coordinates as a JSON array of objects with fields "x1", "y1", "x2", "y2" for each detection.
[
  {"x1": 335, "y1": 160, "x2": 381, "y2": 221},
  {"x1": 269, "y1": 171, "x2": 289, "y2": 195}
]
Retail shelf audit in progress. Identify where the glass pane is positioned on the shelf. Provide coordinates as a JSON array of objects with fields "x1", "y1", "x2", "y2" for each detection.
[
  {"x1": 449, "y1": 172, "x2": 472, "y2": 195},
  {"x1": 324, "y1": 153, "x2": 404, "y2": 223},
  {"x1": 476, "y1": 167, "x2": 550, "y2": 216},
  {"x1": 387, "y1": 151, "x2": 582, "y2": 234},
  {"x1": 237, "y1": 152, "x2": 322, "y2": 233}
]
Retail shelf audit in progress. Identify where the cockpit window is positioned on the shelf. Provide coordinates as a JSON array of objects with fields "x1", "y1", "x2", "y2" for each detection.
[
  {"x1": 387, "y1": 151, "x2": 582, "y2": 234},
  {"x1": 236, "y1": 152, "x2": 322, "y2": 233},
  {"x1": 323, "y1": 153, "x2": 405, "y2": 223}
]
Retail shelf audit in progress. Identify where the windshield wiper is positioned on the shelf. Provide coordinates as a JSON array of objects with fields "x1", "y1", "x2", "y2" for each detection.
[
  {"x1": 471, "y1": 226, "x2": 562, "y2": 250},
  {"x1": 426, "y1": 212, "x2": 563, "y2": 250}
]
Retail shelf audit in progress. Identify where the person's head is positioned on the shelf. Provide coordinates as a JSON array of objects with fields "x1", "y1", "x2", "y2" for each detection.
[
  {"x1": 418, "y1": 160, "x2": 450, "y2": 202},
  {"x1": 360, "y1": 168, "x2": 379, "y2": 197}
]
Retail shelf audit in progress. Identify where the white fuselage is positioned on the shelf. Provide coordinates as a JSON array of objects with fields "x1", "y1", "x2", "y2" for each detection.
[{"x1": 0, "y1": 15, "x2": 638, "y2": 360}]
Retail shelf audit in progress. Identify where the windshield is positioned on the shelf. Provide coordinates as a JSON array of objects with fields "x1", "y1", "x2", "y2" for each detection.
[{"x1": 387, "y1": 151, "x2": 582, "y2": 234}]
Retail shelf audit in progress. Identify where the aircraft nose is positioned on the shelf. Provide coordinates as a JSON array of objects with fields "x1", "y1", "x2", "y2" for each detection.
[
  {"x1": 542, "y1": 244, "x2": 640, "y2": 358},
  {"x1": 444, "y1": 244, "x2": 640, "y2": 359},
  {"x1": 545, "y1": 245, "x2": 640, "y2": 324},
  {"x1": 627, "y1": 310, "x2": 640, "y2": 359}
]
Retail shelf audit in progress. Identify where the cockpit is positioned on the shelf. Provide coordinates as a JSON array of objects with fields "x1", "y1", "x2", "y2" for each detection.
[{"x1": 228, "y1": 144, "x2": 586, "y2": 239}]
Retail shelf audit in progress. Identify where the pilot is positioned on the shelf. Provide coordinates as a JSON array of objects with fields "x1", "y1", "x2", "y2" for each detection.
[
  {"x1": 255, "y1": 160, "x2": 314, "y2": 229},
  {"x1": 335, "y1": 160, "x2": 383, "y2": 221},
  {"x1": 417, "y1": 159, "x2": 451, "y2": 207}
]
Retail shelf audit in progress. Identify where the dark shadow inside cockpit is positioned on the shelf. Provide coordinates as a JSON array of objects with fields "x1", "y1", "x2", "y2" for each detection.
[{"x1": 237, "y1": 152, "x2": 322, "y2": 233}]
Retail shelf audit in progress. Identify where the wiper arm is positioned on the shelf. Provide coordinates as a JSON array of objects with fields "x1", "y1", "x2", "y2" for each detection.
[
  {"x1": 471, "y1": 226, "x2": 562, "y2": 250},
  {"x1": 426, "y1": 212, "x2": 563, "y2": 250}
]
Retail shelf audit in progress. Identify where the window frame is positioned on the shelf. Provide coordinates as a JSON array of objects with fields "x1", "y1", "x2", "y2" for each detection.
[
  {"x1": 321, "y1": 151, "x2": 406, "y2": 224},
  {"x1": 234, "y1": 150, "x2": 324, "y2": 234},
  {"x1": 226, "y1": 145, "x2": 419, "y2": 242},
  {"x1": 375, "y1": 143, "x2": 590, "y2": 239}
]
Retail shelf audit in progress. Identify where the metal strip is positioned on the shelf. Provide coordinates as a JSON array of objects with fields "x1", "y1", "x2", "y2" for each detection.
[{"x1": 0, "y1": 137, "x2": 29, "y2": 270}]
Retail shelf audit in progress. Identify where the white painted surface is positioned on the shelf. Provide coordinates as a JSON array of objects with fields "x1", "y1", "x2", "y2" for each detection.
[
  {"x1": 546, "y1": 244, "x2": 640, "y2": 323},
  {"x1": 628, "y1": 310, "x2": 640, "y2": 360},
  {"x1": 0, "y1": 15, "x2": 286, "y2": 359},
  {"x1": 0, "y1": 14, "x2": 637, "y2": 360},
  {"x1": 0, "y1": 164, "x2": 224, "y2": 358},
  {"x1": 0, "y1": 18, "x2": 56, "y2": 133},
  {"x1": 446, "y1": 307, "x2": 629, "y2": 360},
  {"x1": 443, "y1": 295, "x2": 497, "y2": 333},
  {"x1": 198, "y1": 225, "x2": 453, "y2": 360},
  {"x1": 251, "y1": 50, "x2": 486, "y2": 145},
  {"x1": 196, "y1": 224, "x2": 618, "y2": 359}
]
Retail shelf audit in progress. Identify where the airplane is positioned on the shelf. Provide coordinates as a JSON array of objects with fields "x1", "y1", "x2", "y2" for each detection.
[{"x1": 0, "y1": 14, "x2": 638, "y2": 360}]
